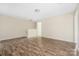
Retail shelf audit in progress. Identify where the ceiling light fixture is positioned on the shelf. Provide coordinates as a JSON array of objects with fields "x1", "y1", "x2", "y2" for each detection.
[{"x1": 34, "y1": 9, "x2": 40, "y2": 12}]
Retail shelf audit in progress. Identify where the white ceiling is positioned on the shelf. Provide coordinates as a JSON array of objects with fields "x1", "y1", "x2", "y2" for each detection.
[{"x1": 0, "y1": 3, "x2": 78, "y2": 21}]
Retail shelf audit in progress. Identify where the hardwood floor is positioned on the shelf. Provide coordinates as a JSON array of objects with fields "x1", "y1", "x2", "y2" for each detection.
[{"x1": 0, "y1": 37, "x2": 75, "y2": 56}]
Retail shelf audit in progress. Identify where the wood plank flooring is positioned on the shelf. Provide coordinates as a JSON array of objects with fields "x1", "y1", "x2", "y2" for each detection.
[{"x1": 0, "y1": 37, "x2": 75, "y2": 56}]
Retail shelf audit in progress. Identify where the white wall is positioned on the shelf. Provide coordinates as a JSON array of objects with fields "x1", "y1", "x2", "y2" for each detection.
[
  {"x1": 78, "y1": 8, "x2": 79, "y2": 49},
  {"x1": 74, "y1": 7, "x2": 79, "y2": 44},
  {"x1": 36, "y1": 22, "x2": 42, "y2": 37},
  {"x1": 27, "y1": 22, "x2": 42, "y2": 38},
  {"x1": 42, "y1": 13, "x2": 74, "y2": 42},
  {"x1": 27, "y1": 29, "x2": 37, "y2": 38},
  {"x1": 74, "y1": 6, "x2": 79, "y2": 53},
  {"x1": 0, "y1": 16, "x2": 36, "y2": 41}
]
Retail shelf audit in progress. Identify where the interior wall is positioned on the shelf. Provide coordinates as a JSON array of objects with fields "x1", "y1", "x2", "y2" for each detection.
[
  {"x1": 42, "y1": 13, "x2": 74, "y2": 42},
  {"x1": 78, "y1": 8, "x2": 79, "y2": 49},
  {"x1": 74, "y1": 6, "x2": 79, "y2": 51},
  {"x1": 36, "y1": 22, "x2": 42, "y2": 37},
  {"x1": 77, "y1": 7, "x2": 79, "y2": 49},
  {"x1": 0, "y1": 16, "x2": 36, "y2": 41}
]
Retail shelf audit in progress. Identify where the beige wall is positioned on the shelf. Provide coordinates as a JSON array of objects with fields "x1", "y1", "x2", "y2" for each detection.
[
  {"x1": 0, "y1": 16, "x2": 36, "y2": 40},
  {"x1": 42, "y1": 13, "x2": 74, "y2": 42}
]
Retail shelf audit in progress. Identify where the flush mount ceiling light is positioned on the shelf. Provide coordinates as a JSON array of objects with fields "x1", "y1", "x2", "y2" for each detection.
[{"x1": 34, "y1": 9, "x2": 40, "y2": 12}]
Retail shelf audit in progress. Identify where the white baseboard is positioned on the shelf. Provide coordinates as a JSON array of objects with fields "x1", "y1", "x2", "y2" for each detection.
[
  {"x1": 42, "y1": 36, "x2": 75, "y2": 43},
  {"x1": 0, "y1": 35, "x2": 27, "y2": 41}
]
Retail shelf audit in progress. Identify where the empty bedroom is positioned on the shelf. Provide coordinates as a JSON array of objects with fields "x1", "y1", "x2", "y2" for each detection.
[{"x1": 0, "y1": 3, "x2": 79, "y2": 56}]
